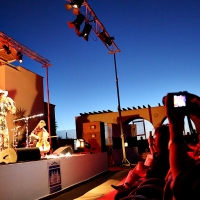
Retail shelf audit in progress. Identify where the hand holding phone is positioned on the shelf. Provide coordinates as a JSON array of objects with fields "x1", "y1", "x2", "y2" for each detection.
[{"x1": 163, "y1": 92, "x2": 187, "y2": 110}]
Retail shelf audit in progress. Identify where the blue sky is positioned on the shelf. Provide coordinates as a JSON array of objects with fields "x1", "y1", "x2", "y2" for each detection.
[{"x1": 1, "y1": 0, "x2": 200, "y2": 133}]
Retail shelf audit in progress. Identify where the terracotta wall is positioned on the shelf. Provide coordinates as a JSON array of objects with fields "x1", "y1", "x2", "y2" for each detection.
[{"x1": 0, "y1": 65, "x2": 44, "y2": 145}]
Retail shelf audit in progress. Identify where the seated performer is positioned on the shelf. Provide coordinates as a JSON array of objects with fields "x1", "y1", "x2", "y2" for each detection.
[
  {"x1": 0, "y1": 89, "x2": 16, "y2": 150},
  {"x1": 30, "y1": 120, "x2": 50, "y2": 156}
]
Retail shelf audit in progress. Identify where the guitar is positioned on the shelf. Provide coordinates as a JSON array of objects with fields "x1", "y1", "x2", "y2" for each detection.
[{"x1": 0, "y1": 148, "x2": 17, "y2": 164}]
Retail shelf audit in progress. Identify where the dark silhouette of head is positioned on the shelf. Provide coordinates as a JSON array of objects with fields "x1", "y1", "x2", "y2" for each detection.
[{"x1": 154, "y1": 124, "x2": 170, "y2": 153}]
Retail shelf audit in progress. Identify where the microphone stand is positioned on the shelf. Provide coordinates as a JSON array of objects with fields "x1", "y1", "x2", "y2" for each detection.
[
  {"x1": 10, "y1": 126, "x2": 21, "y2": 149},
  {"x1": 13, "y1": 113, "x2": 43, "y2": 148}
]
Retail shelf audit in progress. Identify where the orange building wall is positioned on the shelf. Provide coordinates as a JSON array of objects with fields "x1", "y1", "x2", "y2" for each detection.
[
  {"x1": 75, "y1": 106, "x2": 166, "y2": 139},
  {"x1": 0, "y1": 65, "x2": 45, "y2": 144},
  {"x1": 76, "y1": 106, "x2": 200, "y2": 139}
]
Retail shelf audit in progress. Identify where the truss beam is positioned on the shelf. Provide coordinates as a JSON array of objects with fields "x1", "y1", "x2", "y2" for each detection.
[
  {"x1": 67, "y1": 0, "x2": 120, "y2": 54},
  {"x1": 0, "y1": 32, "x2": 51, "y2": 67}
]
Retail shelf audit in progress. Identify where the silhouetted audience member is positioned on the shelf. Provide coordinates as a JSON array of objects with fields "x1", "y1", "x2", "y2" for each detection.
[
  {"x1": 163, "y1": 91, "x2": 200, "y2": 200},
  {"x1": 184, "y1": 132, "x2": 193, "y2": 144},
  {"x1": 112, "y1": 124, "x2": 170, "y2": 200},
  {"x1": 137, "y1": 136, "x2": 149, "y2": 153}
]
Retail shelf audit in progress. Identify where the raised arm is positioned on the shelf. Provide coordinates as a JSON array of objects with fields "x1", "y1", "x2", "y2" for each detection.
[{"x1": 164, "y1": 92, "x2": 200, "y2": 179}]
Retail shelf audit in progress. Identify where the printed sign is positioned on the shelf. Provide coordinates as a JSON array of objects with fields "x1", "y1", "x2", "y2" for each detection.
[{"x1": 48, "y1": 160, "x2": 62, "y2": 194}]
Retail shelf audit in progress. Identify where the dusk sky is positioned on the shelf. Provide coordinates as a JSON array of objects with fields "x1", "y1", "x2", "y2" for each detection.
[{"x1": 1, "y1": 0, "x2": 200, "y2": 134}]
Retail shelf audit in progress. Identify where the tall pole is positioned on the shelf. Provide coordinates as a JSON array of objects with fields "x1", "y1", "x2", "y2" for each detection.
[
  {"x1": 65, "y1": 0, "x2": 131, "y2": 166},
  {"x1": 44, "y1": 65, "x2": 52, "y2": 153},
  {"x1": 113, "y1": 53, "x2": 131, "y2": 167}
]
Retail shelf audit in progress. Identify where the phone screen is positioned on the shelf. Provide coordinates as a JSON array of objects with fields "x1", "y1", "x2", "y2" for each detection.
[{"x1": 173, "y1": 95, "x2": 186, "y2": 107}]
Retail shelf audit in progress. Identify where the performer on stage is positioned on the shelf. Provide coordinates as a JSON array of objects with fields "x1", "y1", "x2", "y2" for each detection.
[
  {"x1": 30, "y1": 120, "x2": 50, "y2": 156},
  {"x1": 0, "y1": 89, "x2": 16, "y2": 149}
]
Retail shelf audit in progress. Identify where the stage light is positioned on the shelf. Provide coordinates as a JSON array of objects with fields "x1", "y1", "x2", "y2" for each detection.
[
  {"x1": 67, "y1": 13, "x2": 85, "y2": 35},
  {"x1": 2, "y1": 45, "x2": 11, "y2": 54},
  {"x1": 65, "y1": 0, "x2": 84, "y2": 15},
  {"x1": 76, "y1": 139, "x2": 91, "y2": 149},
  {"x1": 98, "y1": 31, "x2": 114, "y2": 46},
  {"x1": 79, "y1": 23, "x2": 92, "y2": 41},
  {"x1": 16, "y1": 52, "x2": 23, "y2": 63},
  {"x1": 72, "y1": 0, "x2": 84, "y2": 8},
  {"x1": 76, "y1": 139, "x2": 85, "y2": 148},
  {"x1": 65, "y1": 0, "x2": 84, "y2": 9},
  {"x1": 65, "y1": 4, "x2": 73, "y2": 11}
]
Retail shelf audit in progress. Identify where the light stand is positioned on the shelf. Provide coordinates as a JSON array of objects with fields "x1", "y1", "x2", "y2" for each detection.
[
  {"x1": 43, "y1": 65, "x2": 52, "y2": 154},
  {"x1": 65, "y1": 0, "x2": 131, "y2": 167},
  {"x1": 10, "y1": 126, "x2": 20, "y2": 149},
  {"x1": 112, "y1": 53, "x2": 131, "y2": 167}
]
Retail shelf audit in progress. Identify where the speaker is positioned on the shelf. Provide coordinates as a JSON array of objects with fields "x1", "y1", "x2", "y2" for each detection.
[
  {"x1": 16, "y1": 147, "x2": 41, "y2": 162},
  {"x1": 83, "y1": 121, "x2": 106, "y2": 153},
  {"x1": 112, "y1": 137, "x2": 122, "y2": 149},
  {"x1": 126, "y1": 137, "x2": 137, "y2": 148},
  {"x1": 53, "y1": 146, "x2": 73, "y2": 156}
]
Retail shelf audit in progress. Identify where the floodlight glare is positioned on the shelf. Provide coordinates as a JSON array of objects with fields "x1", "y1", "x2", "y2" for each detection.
[
  {"x1": 16, "y1": 52, "x2": 23, "y2": 63},
  {"x1": 65, "y1": 0, "x2": 84, "y2": 15},
  {"x1": 76, "y1": 139, "x2": 85, "y2": 148},
  {"x1": 76, "y1": 139, "x2": 91, "y2": 149},
  {"x1": 71, "y1": 0, "x2": 84, "y2": 8}
]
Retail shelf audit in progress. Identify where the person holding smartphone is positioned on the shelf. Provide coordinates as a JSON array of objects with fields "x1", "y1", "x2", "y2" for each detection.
[{"x1": 163, "y1": 91, "x2": 200, "y2": 200}]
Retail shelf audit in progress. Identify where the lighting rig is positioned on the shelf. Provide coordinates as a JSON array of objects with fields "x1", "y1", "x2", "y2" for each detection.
[
  {"x1": 65, "y1": 0, "x2": 131, "y2": 167},
  {"x1": 0, "y1": 32, "x2": 51, "y2": 66},
  {"x1": 65, "y1": 0, "x2": 120, "y2": 53}
]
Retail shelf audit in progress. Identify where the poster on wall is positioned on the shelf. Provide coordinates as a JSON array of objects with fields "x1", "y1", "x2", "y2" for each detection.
[{"x1": 48, "y1": 160, "x2": 62, "y2": 194}]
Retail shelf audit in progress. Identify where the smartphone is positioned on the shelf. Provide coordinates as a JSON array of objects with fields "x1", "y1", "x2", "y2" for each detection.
[
  {"x1": 163, "y1": 92, "x2": 188, "y2": 110},
  {"x1": 173, "y1": 94, "x2": 187, "y2": 108}
]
